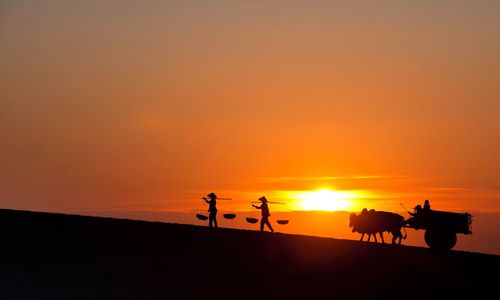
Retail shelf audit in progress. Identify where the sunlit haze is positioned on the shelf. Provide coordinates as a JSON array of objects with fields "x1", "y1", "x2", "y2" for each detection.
[
  {"x1": 0, "y1": 1, "x2": 499, "y2": 217},
  {"x1": 295, "y1": 189, "x2": 353, "y2": 211}
]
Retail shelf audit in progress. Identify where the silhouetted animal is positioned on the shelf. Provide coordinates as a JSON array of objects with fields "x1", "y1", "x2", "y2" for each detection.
[
  {"x1": 349, "y1": 210, "x2": 407, "y2": 244},
  {"x1": 349, "y1": 209, "x2": 382, "y2": 242}
]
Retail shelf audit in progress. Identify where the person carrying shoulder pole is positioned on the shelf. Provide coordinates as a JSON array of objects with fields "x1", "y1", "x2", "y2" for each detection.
[
  {"x1": 252, "y1": 196, "x2": 274, "y2": 233},
  {"x1": 203, "y1": 192, "x2": 218, "y2": 228}
]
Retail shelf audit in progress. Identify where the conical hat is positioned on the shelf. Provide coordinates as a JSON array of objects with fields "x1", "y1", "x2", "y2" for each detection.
[
  {"x1": 258, "y1": 196, "x2": 268, "y2": 202},
  {"x1": 207, "y1": 192, "x2": 217, "y2": 199}
]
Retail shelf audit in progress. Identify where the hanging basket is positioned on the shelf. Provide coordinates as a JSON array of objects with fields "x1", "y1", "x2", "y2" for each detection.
[
  {"x1": 246, "y1": 217, "x2": 259, "y2": 224},
  {"x1": 196, "y1": 213, "x2": 208, "y2": 221},
  {"x1": 223, "y1": 213, "x2": 236, "y2": 219},
  {"x1": 276, "y1": 219, "x2": 289, "y2": 225}
]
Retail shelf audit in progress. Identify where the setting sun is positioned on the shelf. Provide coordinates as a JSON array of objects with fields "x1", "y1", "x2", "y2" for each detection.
[{"x1": 296, "y1": 189, "x2": 355, "y2": 211}]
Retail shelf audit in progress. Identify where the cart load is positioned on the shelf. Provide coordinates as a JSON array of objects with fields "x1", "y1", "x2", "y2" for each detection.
[{"x1": 405, "y1": 206, "x2": 472, "y2": 250}]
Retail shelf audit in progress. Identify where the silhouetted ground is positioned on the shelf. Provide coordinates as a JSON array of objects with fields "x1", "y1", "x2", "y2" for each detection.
[{"x1": 0, "y1": 209, "x2": 498, "y2": 300}]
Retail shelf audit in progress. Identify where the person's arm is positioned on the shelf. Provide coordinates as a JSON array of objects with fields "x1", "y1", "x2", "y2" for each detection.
[
  {"x1": 203, "y1": 197, "x2": 210, "y2": 204},
  {"x1": 253, "y1": 204, "x2": 262, "y2": 209}
]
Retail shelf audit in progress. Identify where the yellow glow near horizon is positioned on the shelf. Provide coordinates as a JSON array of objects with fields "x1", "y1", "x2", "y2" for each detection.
[{"x1": 296, "y1": 189, "x2": 357, "y2": 211}]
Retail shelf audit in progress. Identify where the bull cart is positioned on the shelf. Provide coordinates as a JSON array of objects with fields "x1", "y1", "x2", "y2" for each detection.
[{"x1": 404, "y1": 207, "x2": 472, "y2": 250}]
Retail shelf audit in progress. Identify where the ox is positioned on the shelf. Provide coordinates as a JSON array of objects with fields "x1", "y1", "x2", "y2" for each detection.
[{"x1": 349, "y1": 210, "x2": 407, "y2": 244}]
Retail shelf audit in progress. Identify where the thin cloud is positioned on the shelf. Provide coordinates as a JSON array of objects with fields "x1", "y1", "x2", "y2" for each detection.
[{"x1": 243, "y1": 175, "x2": 389, "y2": 184}]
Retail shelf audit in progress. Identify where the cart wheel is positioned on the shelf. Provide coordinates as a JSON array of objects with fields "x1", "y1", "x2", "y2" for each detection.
[{"x1": 424, "y1": 229, "x2": 457, "y2": 250}]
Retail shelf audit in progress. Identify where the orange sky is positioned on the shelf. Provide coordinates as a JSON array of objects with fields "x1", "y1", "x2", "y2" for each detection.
[{"x1": 0, "y1": 1, "x2": 499, "y2": 214}]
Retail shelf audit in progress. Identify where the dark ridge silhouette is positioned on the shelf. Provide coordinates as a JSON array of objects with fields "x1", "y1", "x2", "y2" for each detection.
[{"x1": 0, "y1": 208, "x2": 498, "y2": 300}]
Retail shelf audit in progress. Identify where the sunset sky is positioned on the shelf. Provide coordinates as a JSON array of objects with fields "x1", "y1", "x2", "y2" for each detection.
[{"x1": 1, "y1": 1, "x2": 499, "y2": 215}]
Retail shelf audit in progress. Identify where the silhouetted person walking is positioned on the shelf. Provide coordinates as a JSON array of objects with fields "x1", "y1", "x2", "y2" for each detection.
[
  {"x1": 252, "y1": 196, "x2": 274, "y2": 233},
  {"x1": 203, "y1": 192, "x2": 218, "y2": 228}
]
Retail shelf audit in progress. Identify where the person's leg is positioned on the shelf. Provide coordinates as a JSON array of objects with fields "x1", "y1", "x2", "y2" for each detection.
[
  {"x1": 266, "y1": 219, "x2": 274, "y2": 233},
  {"x1": 209, "y1": 214, "x2": 214, "y2": 228},
  {"x1": 214, "y1": 213, "x2": 218, "y2": 228},
  {"x1": 260, "y1": 218, "x2": 265, "y2": 231}
]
